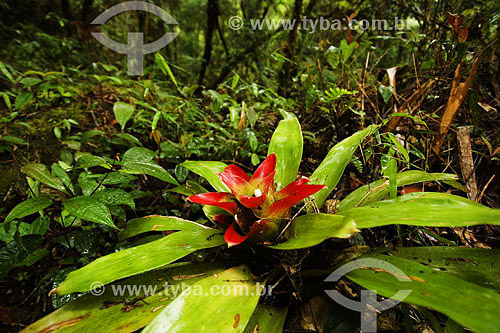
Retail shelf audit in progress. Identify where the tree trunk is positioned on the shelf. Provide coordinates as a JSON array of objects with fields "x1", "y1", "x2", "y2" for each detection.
[
  {"x1": 278, "y1": 0, "x2": 303, "y2": 97},
  {"x1": 198, "y1": 0, "x2": 219, "y2": 86}
]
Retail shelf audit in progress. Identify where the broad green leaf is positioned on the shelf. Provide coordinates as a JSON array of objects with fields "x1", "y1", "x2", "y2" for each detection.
[
  {"x1": 180, "y1": 161, "x2": 230, "y2": 192},
  {"x1": 14, "y1": 91, "x2": 34, "y2": 109},
  {"x1": 1, "y1": 135, "x2": 25, "y2": 145},
  {"x1": 63, "y1": 196, "x2": 116, "y2": 229},
  {"x1": 76, "y1": 155, "x2": 108, "y2": 169},
  {"x1": 268, "y1": 214, "x2": 357, "y2": 250},
  {"x1": 4, "y1": 198, "x2": 52, "y2": 224},
  {"x1": 337, "y1": 171, "x2": 458, "y2": 211},
  {"x1": 344, "y1": 253, "x2": 500, "y2": 332},
  {"x1": 20, "y1": 77, "x2": 42, "y2": 87},
  {"x1": 268, "y1": 115, "x2": 303, "y2": 190},
  {"x1": 119, "y1": 216, "x2": 207, "y2": 239},
  {"x1": 98, "y1": 172, "x2": 137, "y2": 185},
  {"x1": 55, "y1": 229, "x2": 224, "y2": 294},
  {"x1": 123, "y1": 161, "x2": 179, "y2": 186},
  {"x1": 93, "y1": 189, "x2": 135, "y2": 210},
  {"x1": 122, "y1": 147, "x2": 156, "y2": 164},
  {"x1": 113, "y1": 101, "x2": 135, "y2": 131},
  {"x1": 310, "y1": 125, "x2": 378, "y2": 208},
  {"x1": 243, "y1": 304, "x2": 288, "y2": 333},
  {"x1": 380, "y1": 247, "x2": 500, "y2": 291},
  {"x1": 23, "y1": 263, "x2": 226, "y2": 333},
  {"x1": 21, "y1": 163, "x2": 66, "y2": 193},
  {"x1": 144, "y1": 266, "x2": 262, "y2": 333},
  {"x1": 340, "y1": 192, "x2": 500, "y2": 229},
  {"x1": 51, "y1": 163, "x2": 74, "y2": 194}
]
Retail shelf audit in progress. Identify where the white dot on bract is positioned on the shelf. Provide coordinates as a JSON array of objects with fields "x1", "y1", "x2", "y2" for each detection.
[{"x1": 254, "y1": 189, "x2": 262, "y2": 197}]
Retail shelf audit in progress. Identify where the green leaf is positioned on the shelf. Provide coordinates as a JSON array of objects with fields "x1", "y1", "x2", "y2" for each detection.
[
  {"x1": 174, "y1": 164, "x2": 188, "y2": 183},
  {"x1": 76, "y1": 155, "x2": 108, "y2": 169},
  {"x1": 0, "y1": 61, "x2": 15, "y2": 83},
  {"x1": 379, "y1": 85, "x2": 394, "y2": 103},
  {"x1": 155, "y1": 53, "x2": 178, "y2": 88},
  {"x1": 63, "y1": 196, "x2": 116, "y2": 229},
  {"x1": 24, "y1": 263, "x2": 226, "y2": 333},
  {"x1": 268, "y1": 115, "x2": 303, "y2": 190},
  {"x1": 180, "y1": 161, "x2": 230, "y2": 192},
  {"x1": 143, "y1": 266, "x2": 262, "y2": 333},
  {"x1": 1, "y1": 136, "x2": 25, "y2": 145},
  {"x1": 337, "y1": 171, "x2": 458, "y2": 211},
  {"x1": 14, "y1": 92, "x2": 34, "y2": 109},
  {"x1": 93, "y1": 189, "x2": 135, "y2": 210},
  {"x1": 344, "y1": 253, "x2": 500, "y2": 332},
  {"x1": 248, "y1": 131, "x2": 258, "y2": 152},
  {"x1": 243, "y1": 304, "x2": 288, "y2": 333},
  {"x1": 122, "y1": 147, "x2": 156, "y2": 164},
  {"x1": 113, "y1": 101, "x2": 135, "y2": 131},
  {"x1": 268, "y1": 214, "x2": 357, "y2": 250},
  {"x1": 310, "y1": 125, "x2": 378, "y2": 208},
  {"x1": 123, "y1": 161, "x2": 179, "y2": 186},
  {"x1": 381, "y1": 247, "x2": 500, "y2": 291},
  {"x1": 385, "y1": 157, "x2": 398, "y2": 199},
  {"x1": 21, "y1": 163, "x2": 66, "y2": 193},
  {"x1": 119, "y1": 216, "x2": 207, "y2": 239},
  {"x1": 4, "y1": 198, "x2": 52, "y2": 224},
  {"x1": 251, "y1": 153, "x2": 260, "y2": 166},
  {"x1": 55, "y1": 229, "x2": 224, "y2": 295},
  {"x1": 340, "y1": 192, "x2": 500, "y2": 229},
  {"x1": 20, "y1": 77, "x2": 42, "y2": 87}
]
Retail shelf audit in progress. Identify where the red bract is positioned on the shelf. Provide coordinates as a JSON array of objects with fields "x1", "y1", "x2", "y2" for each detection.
[{"x1": 189, "y1": 154, "x2": 326, "y2": 247}]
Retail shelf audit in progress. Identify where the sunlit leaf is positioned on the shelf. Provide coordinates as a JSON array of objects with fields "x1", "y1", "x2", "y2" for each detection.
[
  {"x1": 143, "y1": 266, "x2": 262, "y2": 332},
  {"x1": 55, "y1": 229, "x2": 224, "y2": 295},
  {"x1": 119, "y1": 216, "x2": 208, "y2": 240},
  {"x1": 344, "y1": 253, "x2": 500, "y2": 332},
  {"x1": 379, "y1": 247, "x2": 500, "y2": 290},
  {"x1": 268, "y1": 214, "x2": 357, "y2": 250},
  {"x1": 337, "y1": 171, "x2": 458, "y2": 211},
  {"x1": 340, "y1": 192, "x2": 500, "y2": 229},
  {"x1": 180, "y1": 161, "x2": 230, "y2": 192},
  {"x1": 268, "y1": 115, "x2": 303, "y2": 190},
  {"x1": 310, "y1": 125, "x2": 378, "y2": 208},
  {"x1": 113, "y1": 101, "x2": 135, "y2": 131},
  {"x1": 24, "y1": 263, "x2": 226, "y2": 333}
]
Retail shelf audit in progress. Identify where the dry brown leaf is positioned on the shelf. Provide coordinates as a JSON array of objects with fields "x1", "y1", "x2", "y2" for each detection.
[{"x1": 432, "y1": 53, "x2": 482, "y2": 155}]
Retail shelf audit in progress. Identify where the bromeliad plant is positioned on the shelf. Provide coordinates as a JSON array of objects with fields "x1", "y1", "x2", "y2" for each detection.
[
  {"x1": 188, "y1": 153, "x2": 325, "y2": 247},
  {"x1": 26, "y1": 113, "x2": 500, "y2": 333}
]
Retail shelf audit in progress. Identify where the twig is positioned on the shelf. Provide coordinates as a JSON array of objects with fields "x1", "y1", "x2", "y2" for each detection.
[{"x1": 477, "y1": 174, "x2": 496, "y2": 203}]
